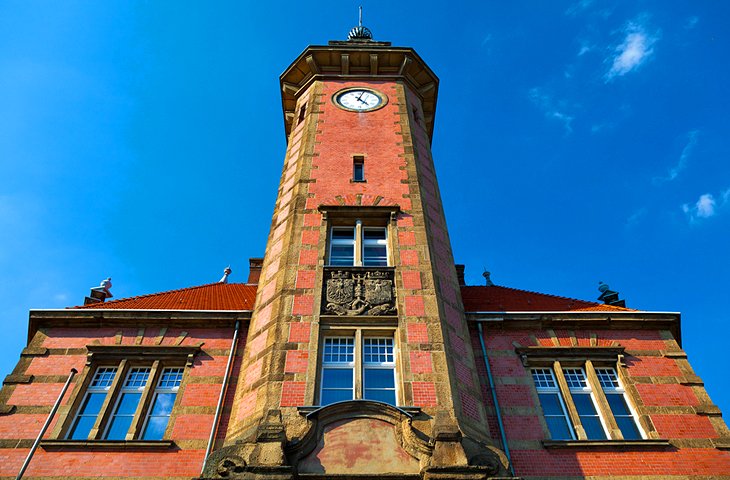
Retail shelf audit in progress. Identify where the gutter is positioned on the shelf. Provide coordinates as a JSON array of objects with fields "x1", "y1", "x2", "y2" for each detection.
[
  {"x1": 202, "y1": 320, "x2": 241, "y2": 475},
  {"x1": 475, "y1": 322, "x2": 514, "y2": 477}
]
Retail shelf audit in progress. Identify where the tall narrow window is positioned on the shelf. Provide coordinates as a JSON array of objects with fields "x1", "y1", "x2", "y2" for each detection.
[
  {"x1": 532, "y1": 368, "x2": 574, "y2": 440},
  {"x1": 595, "y1": 368, "x2": 643, "y2": 440},
  {"x1": 298, "y1": 105, "x2": 306, "y2": 124},
  {"x1": 67, "y1": 367, "x2": 117, "y2": 440},
  {"x1": 353, "y1": 156, "x2": 365, "y2": 182},
  {"x1": 363, "y1": 338, "x2": 396, "y2": 405},
  {"x1": 563, "y1": 368, "x2": 607, "y2": 440},
  {"x1": 320, "y1": 337, "x2": 355, "y2": 405},
  {"x1": 142, "y1": 367, "x2": 184, "y2": 440},
  {"x1": 104, "y1": 367, "x2": 150, "y2": 440}
]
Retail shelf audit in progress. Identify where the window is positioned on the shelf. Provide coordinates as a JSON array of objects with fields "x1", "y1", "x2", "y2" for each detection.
[
  {"x1": 328, "y1": 222, "x2": 388, "y2": 267},
  {"x1": 319, "y1": 332, "x2": 397, "y2": 406},
  {"x1": 61, "y1": 345, "x2": 198, "y2": 442},
  {"x1": 353, "y1": 156, "x2": 365, "y2": 182},
  {"x1": 520, "y1": 347, "x2": 645, "y2": 442}
]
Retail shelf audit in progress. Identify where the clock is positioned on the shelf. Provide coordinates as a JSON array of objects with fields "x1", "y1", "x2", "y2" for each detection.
[{"x1": 333, "y1": 88, "x2": 387, "y2": 112}]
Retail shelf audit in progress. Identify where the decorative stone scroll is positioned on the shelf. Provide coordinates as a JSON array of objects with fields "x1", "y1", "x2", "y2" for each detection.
[{"x1": 322, "y1": 267, "x2": 397, "y2": 316}]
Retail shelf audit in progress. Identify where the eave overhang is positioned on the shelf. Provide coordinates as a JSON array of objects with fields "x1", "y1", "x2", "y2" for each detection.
[
  {"x1": 466, "y1": 311, "x2": 682, "y2": 347},
  {"x1": 280, "y1": 44, "x2": 439, "y2": 142},
  {"x1": 27, "y1": 309, "x2": 252, "y2": 345}
]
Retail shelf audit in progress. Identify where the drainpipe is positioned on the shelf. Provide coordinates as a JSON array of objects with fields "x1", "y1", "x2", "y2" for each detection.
[
  {"x1": 202, "y1": 320, "x2": 240, "y2": 475},
  {"x1": 476, "y1": 322, "x2": 515, "y2": 477},
  {"x1": 16, "y1": 367, "x2": 78, "y2": 480}
]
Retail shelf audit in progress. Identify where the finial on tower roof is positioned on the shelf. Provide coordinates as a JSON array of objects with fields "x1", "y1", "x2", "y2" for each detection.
[
  {"x1": 219, "y1": 266, "x2": 232, "y2": 284},
  {"x1": 482, "y1": 269, "x2": 495, "y2": 286},
  {"x1": 348, "y1": 6, "x2": 373, "y2": 41}
]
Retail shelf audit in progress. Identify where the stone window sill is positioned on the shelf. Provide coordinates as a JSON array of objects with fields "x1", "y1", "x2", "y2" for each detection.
[
  {"x1": 542, "y1": 439, "x2": 671, "y2": 449},
  {"x1": 40, "y1": 439, "x2": 175, "y2": 450}
]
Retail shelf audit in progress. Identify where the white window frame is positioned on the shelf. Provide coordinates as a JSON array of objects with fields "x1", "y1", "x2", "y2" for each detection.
[
  {"x1": 140, "y1": 367, "x2": 185, "y2": 440},
  {"x1": 562, "y1": 367, "x2": 609, "y2": 440},
  {"x1": 319, "y1": 329, "x2": 398, "y2": 406},
  {"x1": 103, "y1": 367, "x2": 151, "y2": 440},
  {"x1": 327, "y1": 221, "x2": 389, "y2": 267},
  {"x1": 532, "y1": 368, "x2": 575, "y2": 440},
  {"x1": 67, "y1": 366, "x2": 117, "y2": 440},
  {"x1": 595, "y1": 367, "x2": 646, "y2": 440}
]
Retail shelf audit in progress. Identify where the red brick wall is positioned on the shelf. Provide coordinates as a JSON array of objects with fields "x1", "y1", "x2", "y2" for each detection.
[
  {"x1": 0, "y1": 324, "x2": 243, "y2": 478},
  {"x1": 474, "y1": 325, "x2": 730, "y2": 477}
]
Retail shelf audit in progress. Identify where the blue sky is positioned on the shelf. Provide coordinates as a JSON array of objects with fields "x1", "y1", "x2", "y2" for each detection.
[{"x1": 1, "y1": 1, "x2": 729, "y2": 417}]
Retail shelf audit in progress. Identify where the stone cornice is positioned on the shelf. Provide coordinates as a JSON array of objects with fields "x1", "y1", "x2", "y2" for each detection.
[
  {"x1": 280, "y1": 44, "x2": 439, "y2": 141},
  {"x1": 27, "y1": 309, "x2": 250, "y2": 344}
]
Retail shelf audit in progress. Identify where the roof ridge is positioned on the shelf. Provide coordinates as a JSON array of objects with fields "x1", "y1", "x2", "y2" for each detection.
[
  {"x1": 72, "y1": 282, "x2": 249, "y2": 309},
  {"x1": 465, "y1": 284, "x2": 600, "y2": 306}
]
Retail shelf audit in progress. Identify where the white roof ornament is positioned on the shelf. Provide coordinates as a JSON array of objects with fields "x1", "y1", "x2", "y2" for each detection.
[
  {"x1": 219, "y1": 266, "x2": 232, "y2": 284},
  {"x1": 92, "y1": 277, "x2": 113, "y2": 298}
]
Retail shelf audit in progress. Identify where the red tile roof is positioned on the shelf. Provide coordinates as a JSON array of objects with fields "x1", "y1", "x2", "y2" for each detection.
[
  {"x1": 460, "y1": 285, "x2": 633, "y2": 312},
  {"x1": 73, "y1": 283, "x2": 257, "y2": 310}
]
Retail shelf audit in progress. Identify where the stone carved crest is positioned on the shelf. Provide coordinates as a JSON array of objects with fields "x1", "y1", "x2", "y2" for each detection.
[{"x1": 323, "y1": 268, "x2": 396, "y2": 316}]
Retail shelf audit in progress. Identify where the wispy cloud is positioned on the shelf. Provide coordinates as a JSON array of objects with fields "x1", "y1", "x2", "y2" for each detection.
[
  {"x1": 605, "y1": 19, "x2": 659, "y2": 81},
  {"x1": 684, "y1": 16, "x2": 699, "y2": 30},
  {"x1": 681, "y1": 189, "x2": 730, "y2": 223},
  {"x1": 565, "y1": 0, "x2": 594, "y2": 17},
  {"x1": 653, "y1": 130, "x2": 699, "y2": 184},
  {"x1": 625, "y1": 207, "x2": 648, "y2": 228},
  {"x1": 528, "y1": 88, "x2": 575, "y2": 134}
]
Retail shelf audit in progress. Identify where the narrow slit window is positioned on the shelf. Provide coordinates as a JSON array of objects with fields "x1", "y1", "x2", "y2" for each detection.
[
  {"x1": 353, "y1": 156, "x2": 365, "y2": 182},
  {"x1": 298, "y1": 105, "x2": 306, "y2": 124}
]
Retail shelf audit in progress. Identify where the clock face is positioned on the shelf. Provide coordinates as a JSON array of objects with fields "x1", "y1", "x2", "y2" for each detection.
[{"x1": 334, "y1": 88, "x2": 386, "y2": 112}]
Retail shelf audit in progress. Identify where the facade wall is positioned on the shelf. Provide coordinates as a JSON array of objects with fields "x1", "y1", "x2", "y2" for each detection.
[
  {"x1": 0, "y1": 323, "x2": 244, "y2": 479},
  {"x1": 473, "y1": 323, "x2": 730, "y2": 478}
]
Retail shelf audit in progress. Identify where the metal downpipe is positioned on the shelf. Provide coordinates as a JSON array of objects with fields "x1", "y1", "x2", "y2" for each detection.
[
  {"x1": 476, "y1": 321, "x2": 515, "y2": 476},
  {"x1": 202, "y1": 319, "x2": 240, "y2": 474},
  {"x1": 16, "y1": 367, "x2": 78, "y2": 480}
]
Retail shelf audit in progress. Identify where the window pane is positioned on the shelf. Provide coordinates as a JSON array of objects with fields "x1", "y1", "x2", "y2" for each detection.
[
  {"x1": 142, "y1": 416, "x2": 169, "y2": 441},
  {"x1": 363, "y1": 338, "x2": 394, "y2": 364},
  {"x1": 363, "y1": 229, "x2": 386, "y2": 240},
  {"x1": 353, "y1": 163, "x2": 364, "y2": 181},
  {"x1": 364, "y1": 369, "x2": 395, "y2": 389},
  {"x1": 149, "y1": 393, "x2": 177, "y2": 416},
  {"x1": 571, "y1": 393, "x2": 597, "y2": 415},
  {"x1": 606, "y1": 393, "x2": 631, "y2": 416},
  {"x1": 537, "y1": 393, "x2": 564, "y2": 416},
  {"x1": 321, "y1": 389, "x2": 354, "y2": 405},
  {"x1": 323, "y1": 338, "x2": 354, "y2": 363},
  {"x1": 331, "y1": 228, "x2": 354, "y2": 240},
  {"x1": 545, "y1": 416, "x2": 573, "y2": 440},
  {"x1": 106, "y1": 415, "x2": 134, "y2": 440},
  {"x1": 68, "y1": 415, "x2": 97, "y2": 440},
  {"x1": 115, "y1": 392, "x2": 142, "y2": 415},
  {"x1": 79, "y1": 392, "x2": 107, "y2": 416},
  {"x1": 364, "y1": 389, "x2": 396, "y2": 405},
  {"x1": 616, "y1": 417, "x2": 642, "y2": 440},
  {"x1": 322, "y1": 368, "x2": 353, "y2": 389},
  {"x1": 581, "y1": 416, "x2": 607, "y2": 440}
]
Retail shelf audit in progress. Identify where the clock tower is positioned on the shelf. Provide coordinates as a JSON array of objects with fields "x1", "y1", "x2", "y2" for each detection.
[{"x1": 203, "y1": 26, "x2": 513, "y2": 478}]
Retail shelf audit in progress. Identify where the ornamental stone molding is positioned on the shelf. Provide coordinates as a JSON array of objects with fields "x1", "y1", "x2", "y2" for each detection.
[{"x1": 322, "y1": 267, "x2": 397, "y2": 316}]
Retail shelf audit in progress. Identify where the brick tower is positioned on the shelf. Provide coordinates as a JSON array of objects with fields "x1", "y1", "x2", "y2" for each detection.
[{"x1": 203, "y1": 27, "x2": 513, "y2": 477}]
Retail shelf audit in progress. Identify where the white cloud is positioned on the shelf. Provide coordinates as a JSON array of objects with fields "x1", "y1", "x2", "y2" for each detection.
[
  {"x1": 528, "y1": 88, "x2": 575, "y2": 134},
  {"x1": 682, "y1": 189, "x2": 730, "y2": 223},
  {"x1": 566, "y1": 0, "x2": 594, "y2": 17},
  {"x1": 653, "y1": 130, "x2": 699, "y2": 184},
  {"x1": 625, "y1": 207, "x2": 648, "y2": 228},
  {"x1": 605, "y1": 20, "x2": 659, "y2": 81}
]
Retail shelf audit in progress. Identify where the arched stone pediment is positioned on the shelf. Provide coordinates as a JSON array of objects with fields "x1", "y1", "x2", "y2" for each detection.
[{"x1": 286, "y1": 400, "x2": 432, "y2": 475}]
